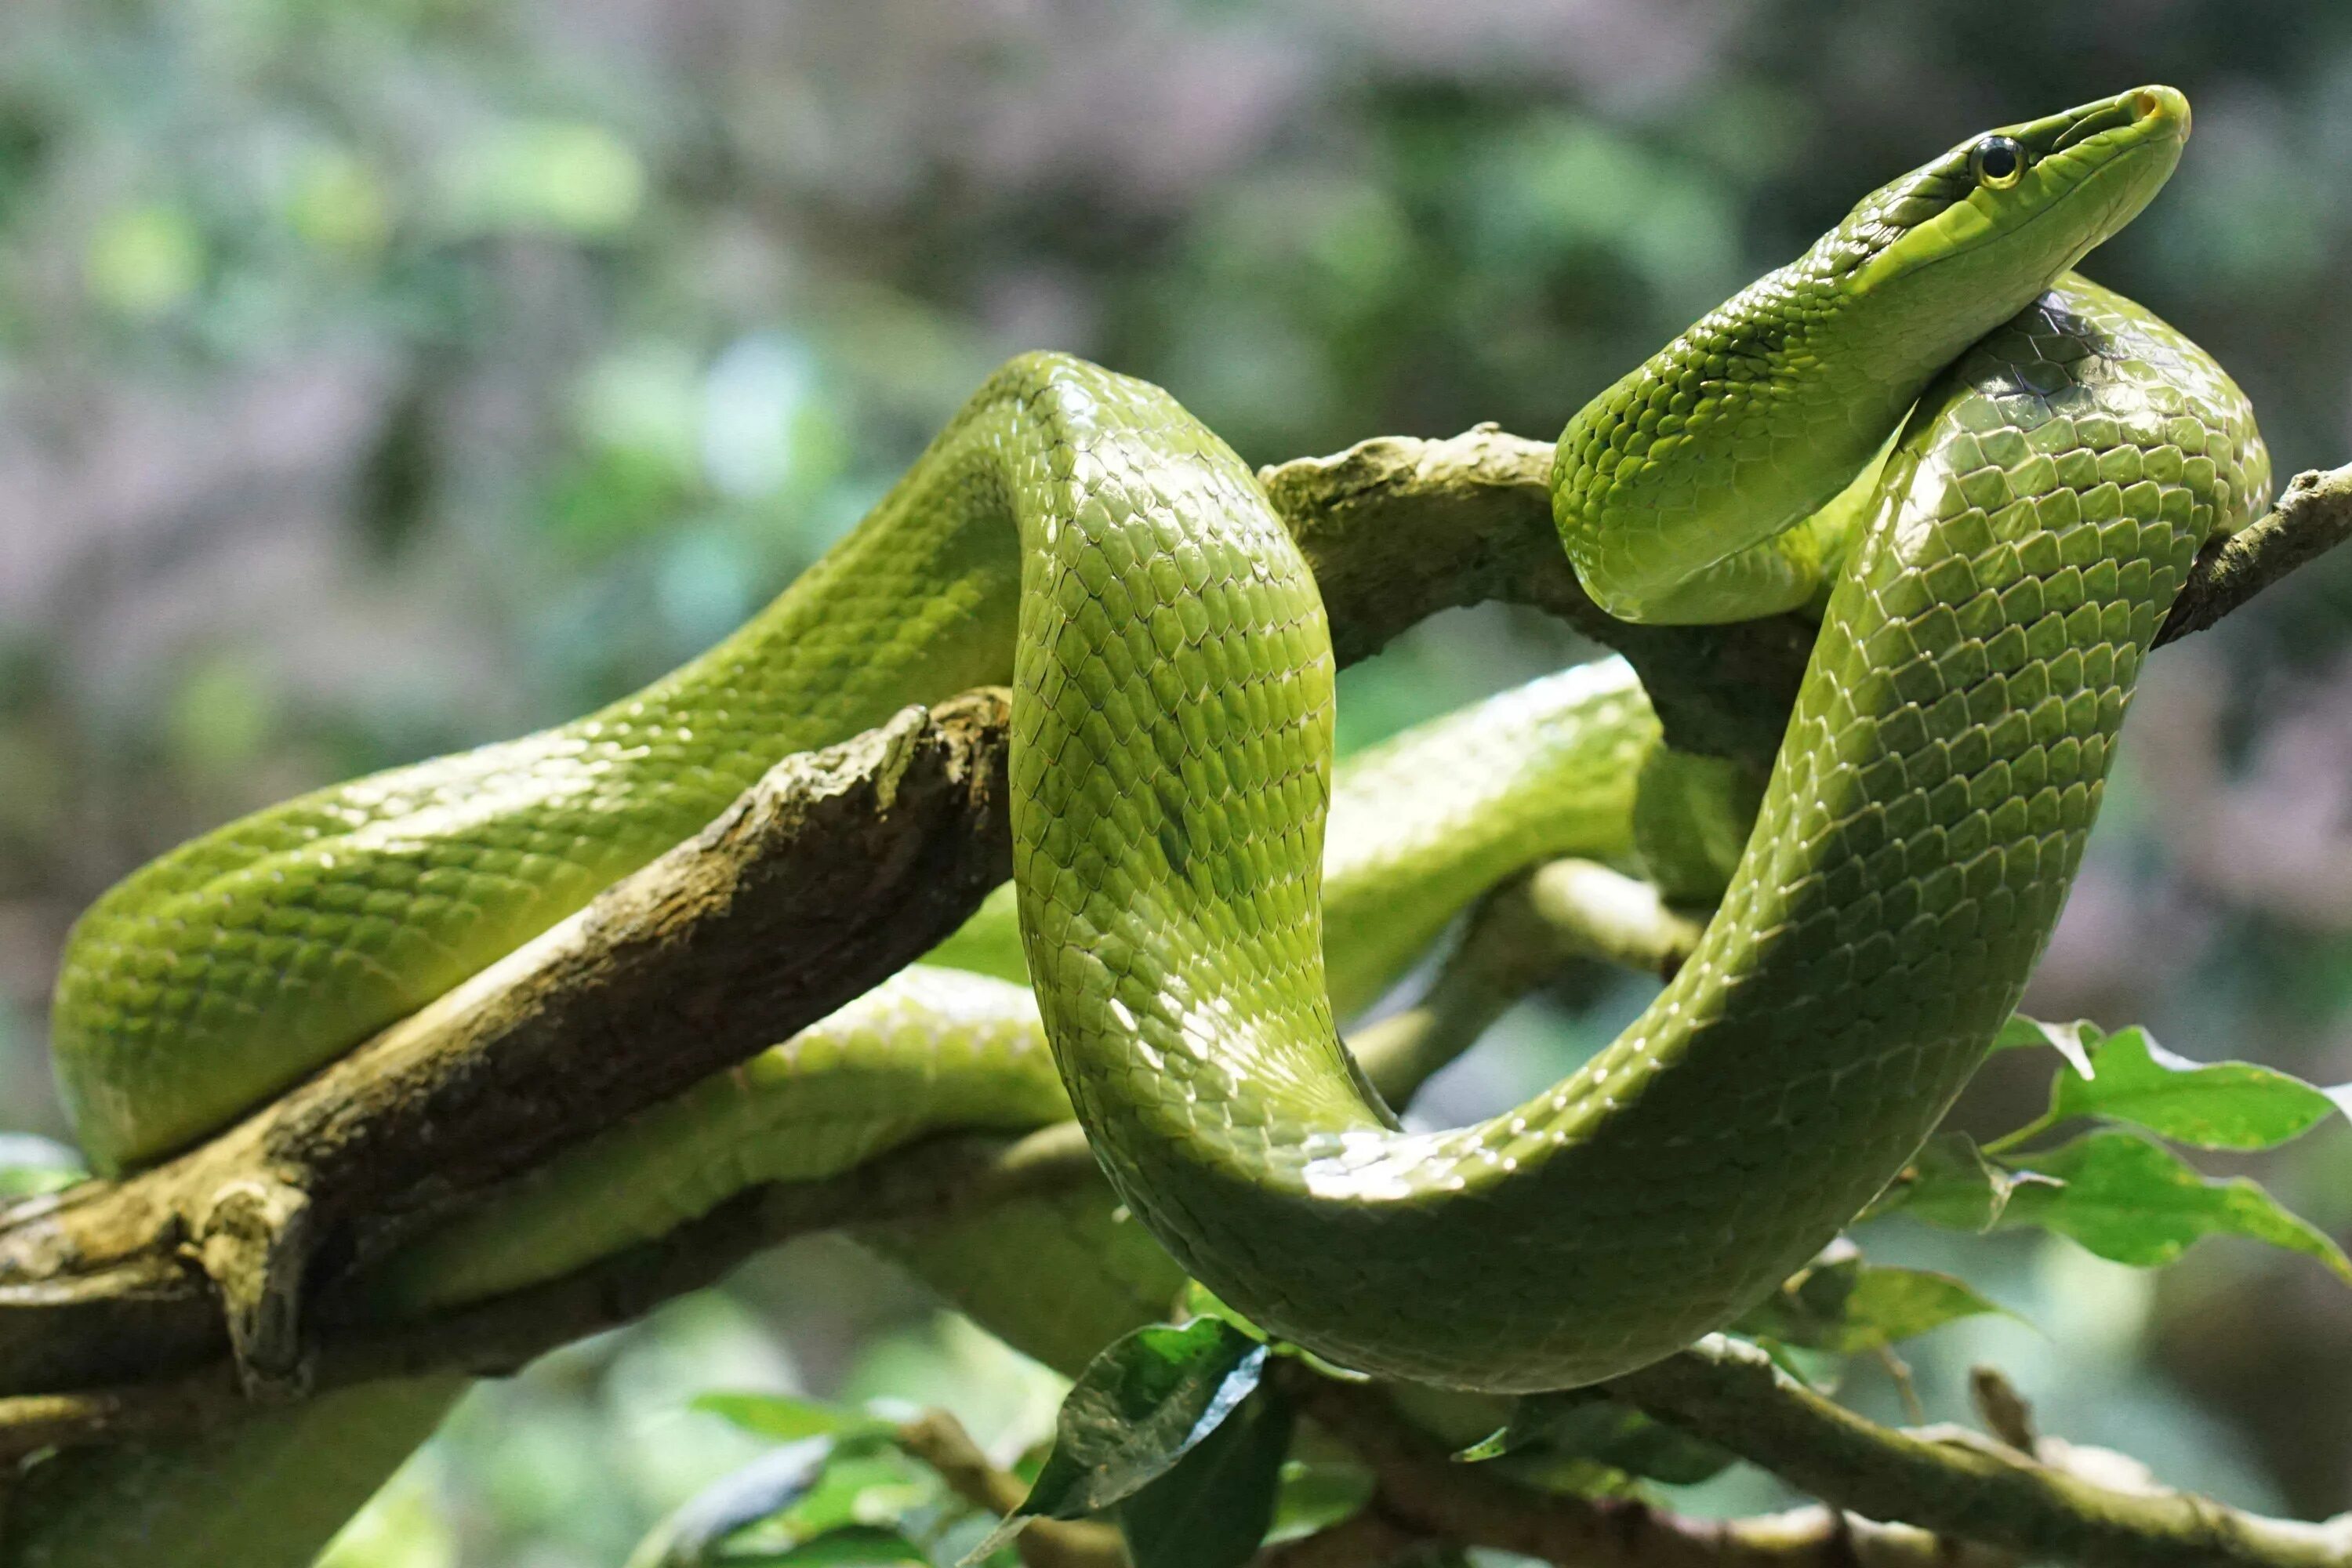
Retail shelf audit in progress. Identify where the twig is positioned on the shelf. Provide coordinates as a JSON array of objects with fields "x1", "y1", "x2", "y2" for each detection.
[
  {"x1": 893, "y1": 1408, "x2": 1125, "y2": 1568},
  {"x1": 1609, "y1": 1336, "x2": 2352, "y2": 1568},
  {"x1": 1274, "y1": 1363, "x2": 2014, "y2": 1566},
  {"x1": 2155, "y1": 464, "x2": 2352, "y2": 644}
]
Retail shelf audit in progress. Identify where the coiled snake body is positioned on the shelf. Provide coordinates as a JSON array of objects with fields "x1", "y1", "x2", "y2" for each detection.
[{"x1": 20, "y1": 82, "x2": 2268, "y2": 1559}]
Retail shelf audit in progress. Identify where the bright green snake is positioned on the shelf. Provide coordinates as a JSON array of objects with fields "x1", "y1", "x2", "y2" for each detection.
[{"x1": 15, "y1": 84, "x2": 2270, "y2": 1563}]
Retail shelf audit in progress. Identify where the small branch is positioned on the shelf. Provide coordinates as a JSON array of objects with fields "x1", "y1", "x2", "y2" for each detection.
[
  {"x1": 2156, "y1": 464, "x2": 2352, "y2": 645},
  {"x1": 1274, "y1": 1363, "x2": 2013, "y2": 1567},
  {"x1": 1523, "y1": 859, "x2": 1705, "y2": 978},
  {"x1": 893, "y1": 1408, "x2": 1126, "y2": 1568},
  {"x1": 1610, "y1": 1337, "x2": 2352, "y2": 1568}
]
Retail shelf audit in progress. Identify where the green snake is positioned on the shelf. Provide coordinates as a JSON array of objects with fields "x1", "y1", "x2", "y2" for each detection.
[{"x1": 16, "y1": 82, "x2": 2267, "y2": 1560}]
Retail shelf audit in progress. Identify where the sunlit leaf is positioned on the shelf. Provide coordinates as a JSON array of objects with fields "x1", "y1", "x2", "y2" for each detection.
[
  {"x1": 1120, "y1": 1385, "x2": 1294, "y2": 1568},
  {"x1": 2045, "y1": 1026, "x2": 2343, "y2": 1150},
  {"x1": 442, "y1": 119, "x2": 644, "y2": 236},
  {"x1": 1998, "y1": 1130, "x2": 2352, "y2": 1283},
  {"x1": 85, "y1": 202, "x2": 204, "y2": 316},
  {"x1": 770, "y1": 1451, "x2": 934, "y2": 1548},
  {"x1": 960, "y1": 1319, "x2": 1266, "y2": 1563}
]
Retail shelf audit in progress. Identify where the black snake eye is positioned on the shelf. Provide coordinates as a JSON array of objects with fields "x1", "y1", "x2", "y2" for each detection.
[{"x1": 1968, "y1": 135, "x2": 2027, "y2": 190}]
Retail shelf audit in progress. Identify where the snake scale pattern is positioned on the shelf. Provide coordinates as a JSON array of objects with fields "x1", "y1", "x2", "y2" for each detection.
[{"x1": 10, "y1": 83, "x2": 2267, "y2": 1564}]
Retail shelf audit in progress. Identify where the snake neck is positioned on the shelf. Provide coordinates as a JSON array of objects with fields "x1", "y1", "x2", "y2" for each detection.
[{"x1": 1551, "y1": 92, "x2": 2194, "y2": 628}]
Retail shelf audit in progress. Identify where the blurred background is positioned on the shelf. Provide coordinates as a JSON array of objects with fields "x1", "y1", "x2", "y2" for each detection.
[{"x1": 3, "y1": 1, "x2": 2351, "y2": 1563}]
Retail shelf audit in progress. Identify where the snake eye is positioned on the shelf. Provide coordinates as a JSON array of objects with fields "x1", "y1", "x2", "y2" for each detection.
[{"x1": 1968, "y1": 135, "x2": 2027, "y2": 190}]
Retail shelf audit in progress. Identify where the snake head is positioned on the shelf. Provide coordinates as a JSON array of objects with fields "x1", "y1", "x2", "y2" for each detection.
[{"x1": 1835, "y1": 85, "x2": 2190, "y2": 316}]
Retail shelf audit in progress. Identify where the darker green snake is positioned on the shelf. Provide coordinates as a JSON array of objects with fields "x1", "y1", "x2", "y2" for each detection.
[{"x1": 18, "y1": 83, "x2": 2268, "y2": 1560}]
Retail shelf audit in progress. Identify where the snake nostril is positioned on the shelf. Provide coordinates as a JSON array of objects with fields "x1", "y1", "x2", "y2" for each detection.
[{"x1": 2134, "y1": 87, "x2": 2190, "y2": 139}]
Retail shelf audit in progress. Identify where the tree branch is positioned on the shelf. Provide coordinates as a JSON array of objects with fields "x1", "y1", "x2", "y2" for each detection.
[
  {"x1": 1258, "y1": 426, "x2": 1817, "y2": 762},
  {"x1": 1272, "y1": 1363, "x2": 2015, "y2": 1567},
  {"x1": 0, "y1": 691, "x2": 1018, "y2": 1398},
  {"x1": 2155, "y1": 463, "x2": 2352, "y2": 645},
  {"x1": 0, "y1": 1127, "x2": 1102, "y2": 1464},
  {"x1": 1609, "y1": 1337, "x2": 2352, "y2": 1568},
  {"x1": 892, "y1": 1407, "x2": 1127, "y2": 1568}
]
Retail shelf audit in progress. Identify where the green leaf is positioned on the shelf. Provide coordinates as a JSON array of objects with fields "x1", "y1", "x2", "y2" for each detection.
[
  {"x1": 2045, "y1": 1025, "x2": 2343, "y2": 1151},
  {"x1": 1864, "y1": 1133, "x2": 2055, "y2": 1230},
  {"x1": 1457, "y1": 1392, "x2": 1733, "y2": 1485},
  {"x1": 1120, "y1": 1385, "x2": 1294, "y2": 1568},
  {"x1": 1994, "y1": 1014, "x2": 2096, "y2": 1077},
  {"x1": 0, "y1": 1134, "x2": 85, "y2": 1200},
  {"x1": 960, "y1": 1319, "x2": 1267, "y2": 1564},
  {"x1": 626, "y1": 1441, "x2": 836, "y2": 1568},
  {"x1": 1739, "y1": 1250, "x2": 2014, "y2": 1354},
  {"x1": 770, "y1": 1451, "x2": 932, "y2": 1548},
  {"x1": 1176, "y1": 1279, "x2": 1269, "y2": 1341},
  {"x1": 695, "y1": 1392, "x2": 894, "y2": 1447},
  {"x1": 1998, "y1": 1130, "x2": 2352, "y2": 1283}
]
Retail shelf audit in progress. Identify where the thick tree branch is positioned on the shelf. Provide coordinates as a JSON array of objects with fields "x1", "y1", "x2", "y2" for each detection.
[
  {"x1": 1609, "y1": 1337, "x2": 2352, "y2": 1568},
  {"x1": 0, "y1": 1127, "x2": 1100, "y2": 1464},
  {"x1": 0, "y1": 691, "x2": 1018, "y2": 1398}
]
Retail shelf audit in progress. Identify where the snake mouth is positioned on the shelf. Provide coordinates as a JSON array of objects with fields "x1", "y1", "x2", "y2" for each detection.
[{"x1": 2042, "y1": 85, "x2": 2189, "y2": 158}]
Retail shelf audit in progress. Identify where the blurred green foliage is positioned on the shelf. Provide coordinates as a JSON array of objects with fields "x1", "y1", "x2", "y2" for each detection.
[{"x1": 4, "y1": 1, "x2": 2352, "y2": 1560}]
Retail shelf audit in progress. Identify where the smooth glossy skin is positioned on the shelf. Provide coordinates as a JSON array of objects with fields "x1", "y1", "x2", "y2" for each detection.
[{"x1": 23, "y1": 82, "x2": 2267, "y2": 1559}]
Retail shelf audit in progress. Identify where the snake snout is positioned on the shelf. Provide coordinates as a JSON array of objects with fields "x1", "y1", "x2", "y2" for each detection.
[{"x1": 2132, "y1": 85, "x2": 2190, "y2": 142}]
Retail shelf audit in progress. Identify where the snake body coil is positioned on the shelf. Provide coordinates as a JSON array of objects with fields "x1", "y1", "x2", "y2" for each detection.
[{"x1": 23, "y1": 81, "x2": 2272, "y2": 1562}]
